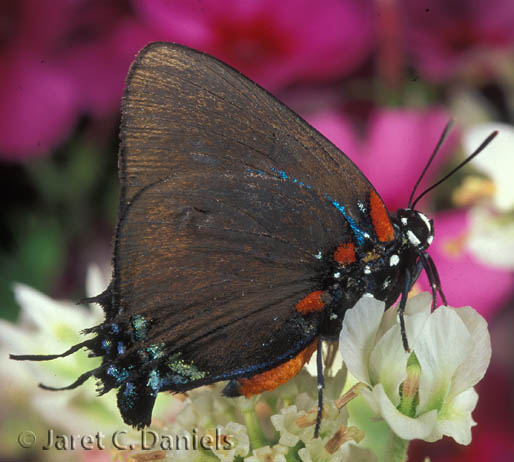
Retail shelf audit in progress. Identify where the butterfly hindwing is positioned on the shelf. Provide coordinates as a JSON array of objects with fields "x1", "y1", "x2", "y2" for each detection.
[{"x1": 111, "y1": 165, "x2": 349, "y2": 383}]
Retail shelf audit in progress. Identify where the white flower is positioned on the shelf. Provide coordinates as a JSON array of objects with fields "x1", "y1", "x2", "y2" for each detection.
[
  {"x1": 467, "y1": 206, "x2": 514, "y2": 269},
  {"x1": 173, "y1": 387, "x2": 235, "y2": 430},
  {"x1": 461, "y1": 122, "x2": 514, "y2": 269},
  {"x1": 298, "y1": 439, "x2": 375, "y2": 462},
  {"x1": 0, "y1": 265, "x2": 179, "y2": 433},
  {"x1": 462, "y1": 122, "x2": 514, "y2": 212},
  {"x1": 0, "y1": 265, "x2": 116, "y2": 431},
  {"x1": 339, "y1": 293, "x2": 491, "y2": 445},
  {"x1": 271, "y1": 396, "x2": 348, "y2": 447},
  {"x1": 245, "y1": 444, "x2": 288, "y2": 462},
  {"x1": 209, "y1": 422, "x2": 249, "y2": 461}
]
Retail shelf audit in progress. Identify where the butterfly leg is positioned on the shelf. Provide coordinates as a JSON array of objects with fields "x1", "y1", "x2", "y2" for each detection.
[
  {"x1": 398, "y1": 268, "x2": 412, "y2": 352},
  {"x1": 424, "y1": 252, "x2": 447, "y2": 305},
  {"x1": 314, "y1": 336, "x2": 324, "y2": 438},
  {"x1": 411, "y1": 259, "x2": 423, "y2": 289}
]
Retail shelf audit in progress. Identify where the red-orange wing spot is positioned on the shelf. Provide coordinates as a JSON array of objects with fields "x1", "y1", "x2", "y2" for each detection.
[
  {"x1": 296, "y1": 291, "x2": 325, "y2": 315},
  {"x1": 238, "y1": 341, "x2": 317, "y2": 397},
  {"x1": 334, "y1": 243, "x2": 356, "y2": 265},
  {"x1": 369, "y1": 190, "x2": 395, "y2": 242}
]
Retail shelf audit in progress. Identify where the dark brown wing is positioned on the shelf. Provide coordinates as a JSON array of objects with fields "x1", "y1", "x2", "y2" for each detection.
[
  {"x1": 118, "y1": 42, "x2": 377, "y2": 220},
  {"x1": 112, "y1": 164, "x2": 351, "y2": 382}
]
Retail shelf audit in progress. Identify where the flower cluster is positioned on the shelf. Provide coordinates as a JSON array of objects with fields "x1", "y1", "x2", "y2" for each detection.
[
  {"x1": 1, "y1": 271, "x2": 492, "y2": 461},
  {"x1": 340, "y1": 293, "x2": 491, "y2": 447}
]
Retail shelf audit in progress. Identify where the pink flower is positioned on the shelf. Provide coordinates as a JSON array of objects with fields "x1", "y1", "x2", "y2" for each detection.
[
  {"x1": 400, "y1": 0, "x2": 514, "y2": 81},
  {"x1": 64, "y1": 17, "x2": 155, "y2": 118},
  {"x1": 307, "y1": 107, "x2": 456, "y2": 210},
  {"x1": 417, "y1": 210, "x2": 514, "y2": 319},
  {"x1": 0, "y1": 0, "x2": 152, "y2": 161},
  {"x1": 0, "y1": 0, "x2": 78, "y2": 161},
  {"x1": 132, "y1": 0, "x2": 375, "y2": 90},
  {"x1": 307, "y1": 107, "x2": 514, "y2": 318},
  {"x1": 0, "y1": 50, "x2": 78, "y2": 162}
]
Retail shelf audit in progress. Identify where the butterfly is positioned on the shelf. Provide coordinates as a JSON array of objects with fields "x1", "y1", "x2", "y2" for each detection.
[{"x1": 11, "y1": 42, "x2": 496, "y2": 436}]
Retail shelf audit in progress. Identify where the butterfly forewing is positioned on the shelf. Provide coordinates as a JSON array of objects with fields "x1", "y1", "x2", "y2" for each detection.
[{"x1": 119, "y1": 42, "x2": 377, "y2": 222}]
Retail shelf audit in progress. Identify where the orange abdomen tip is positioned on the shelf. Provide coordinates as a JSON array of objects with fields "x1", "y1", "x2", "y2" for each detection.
[{"x1": 238, "y1": 341, "x2": 318, "y2": 397}]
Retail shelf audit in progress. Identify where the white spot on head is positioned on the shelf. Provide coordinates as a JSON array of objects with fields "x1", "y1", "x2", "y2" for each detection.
[
  {"x1": 418, "y1": 212, "x2": 432, "y2": 233},
  {"x1": 315, "y1": 251, "x2": 323, "y2": 260},
  {"x1": 407, "y1": 229, "x2": 421, "y2": 246},
  {"x1": 390, "y1": 254, "x2": 400, "y2": 266},
  {"x1": 330, "y1": 312, "x2": 338, "y2": 320},
  {"x1": 364, "y1": 266, "x2": 371, "y2": 274},
  {"x1": 401, "y1": 217, "x2": 408, "y2": 225},
  {"x1": 333, "y1": 272, "x2": 341, "y2": 278}
]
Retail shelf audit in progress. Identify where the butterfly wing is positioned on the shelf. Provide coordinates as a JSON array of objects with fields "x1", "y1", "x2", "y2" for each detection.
[
  {"x1": 118, "y1": 42, "x2": 377, "y2": 220},
  {"x1": 114, "y1": 165, "x2": 343, "y2": 377},
  {"x1": 95, "y1": 42, "x2": 389, "y2": 427}
]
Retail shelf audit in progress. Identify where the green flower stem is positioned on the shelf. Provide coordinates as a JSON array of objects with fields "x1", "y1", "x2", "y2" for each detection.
[
  {"x1": 241, "y1": 407, "x2": 268, "y2": 449},
  {"x1": 285, "y1": 441, "x2": 304, "y2": 462},
  {"x1": 390, "y1": 433, "x2": 409, "y2": 462}
]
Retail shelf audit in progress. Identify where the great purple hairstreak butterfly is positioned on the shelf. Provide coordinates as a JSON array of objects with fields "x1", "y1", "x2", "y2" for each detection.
[{"x1": 11, "y1": 42, "x2": 497, "y2": 436}]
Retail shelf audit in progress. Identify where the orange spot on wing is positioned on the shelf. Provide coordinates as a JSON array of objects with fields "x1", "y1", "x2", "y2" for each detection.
[
  {"x1": 334, "y1": 243, "x2": 356, "y2": 265},
  {"x1": 238, "y1": 341, "x2": 317, "y2": 397},
  {"x1": 296, "y1": 291, "x2": 325, "y2": 315},
  {"x1": 369, "y1": 190, "x2": 395, "y2": 242}
]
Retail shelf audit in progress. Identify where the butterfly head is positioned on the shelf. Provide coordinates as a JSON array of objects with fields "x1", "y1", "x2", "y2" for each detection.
[{"x1": 396, "y1": 208, "x2": 434, "y2": 252}]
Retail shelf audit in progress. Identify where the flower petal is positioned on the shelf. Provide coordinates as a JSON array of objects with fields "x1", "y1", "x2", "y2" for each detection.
[
  {"x1": 339, "y1": 296, "x2": 385, "y2": 385},
  {"x1": 468, "y1": 206, "x2": 514, "y2": 269},
  {"x1": 271, "y1": 405, "x2": 302, "y2": 447},
  {"x1": 245, "y1": 445, "x2": 288, "y2": 462},
  {"x1": 85, "y1": 264, "x2": 110, "y2": 300},
  {"x1": 13, "y1": 283, "x2": 72, "y2": 330},
  {"x1": 428, "y1": 388, "x2": 478, "y2": 445},
  {"x1": 369, "y1": 324, "x2": 409, "y2": 405},
  {"x1": 463, "y1": 122, "x2": 514, "y2": 211},
  {"x1": 210, "y1": 422, "x2": 250, "y2": 461},
  {"x1": 363, "y1": 384, "x2": 437, "y2": 440},
  {"x1": 359, "y1": 108, "x2": 456, "y2": 210},
  {"x1": 0, "y1": 52, "x2": 78, "y2": 161},
  {"x1": 404, "y1": 292, "x2": 433, "y2": 317},
  {"x1": 449, "y1": 307, "x2": 491, "y2": 399},
  {"x1": 85, "y1": 264, "x2": 110, "y2": 320},
  {"x1": 415, "y1": 307, "x2": 472, "y2": 414}
]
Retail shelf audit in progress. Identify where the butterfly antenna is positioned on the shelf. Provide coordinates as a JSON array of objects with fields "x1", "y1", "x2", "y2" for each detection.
[
  {"x1": 408, "y1": 119, "x2": 454, "y2": 208},
  {"x1": 411, "y1": 130, "x2": 498, "y2": 209}
]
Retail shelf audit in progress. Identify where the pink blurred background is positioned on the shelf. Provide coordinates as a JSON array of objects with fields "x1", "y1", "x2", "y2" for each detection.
[{"x1": 1, "y1": 0, "x2": 513, "y2": 460}]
